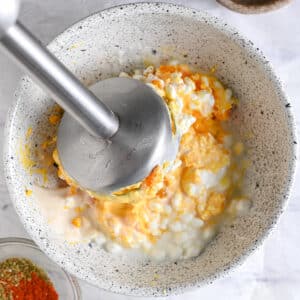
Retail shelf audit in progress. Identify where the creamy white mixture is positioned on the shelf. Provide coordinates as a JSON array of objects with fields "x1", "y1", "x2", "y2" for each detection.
[
  {"x1": 33, "y1": 182, "x2": 250, "y2": 260},
  {"x1": 32, "y1": 64, "x2": 251, "y2": 261}
]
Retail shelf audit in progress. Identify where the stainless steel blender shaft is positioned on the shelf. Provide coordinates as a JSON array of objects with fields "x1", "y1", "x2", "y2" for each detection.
[
  {"x1": 0, "y1": 20, "x2": 119, "y2": 138},
  {"x1": 0, "y1": 0, "x2": 179, "y2": 194}
]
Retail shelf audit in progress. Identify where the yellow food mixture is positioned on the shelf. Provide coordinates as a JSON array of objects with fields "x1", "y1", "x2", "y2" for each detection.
[{"x1": 49, "y1": 64, "x2": 246, "y2": 249}]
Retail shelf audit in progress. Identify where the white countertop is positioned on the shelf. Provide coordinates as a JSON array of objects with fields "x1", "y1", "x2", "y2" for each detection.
[{"x1": 1, "y1": 1, "x2": 300, "y2": 299}]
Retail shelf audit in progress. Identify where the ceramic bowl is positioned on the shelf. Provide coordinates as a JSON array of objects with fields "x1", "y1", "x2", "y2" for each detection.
[{"x1": 3, "y1": 3, "x2": 296, "y2": 297}]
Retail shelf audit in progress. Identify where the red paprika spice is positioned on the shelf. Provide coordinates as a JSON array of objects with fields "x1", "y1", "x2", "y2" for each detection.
[{"x1": 0, "y1": 258, "x2": 59, "y2": 300}]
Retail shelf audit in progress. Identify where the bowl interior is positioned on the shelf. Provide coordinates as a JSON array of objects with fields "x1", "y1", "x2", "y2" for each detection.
[{"x1": 4, "y1": 3, "x2": 296, "y2": 297}]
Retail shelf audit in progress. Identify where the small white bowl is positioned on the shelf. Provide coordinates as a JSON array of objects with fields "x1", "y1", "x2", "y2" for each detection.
[{"x1": 3, "y1": 3, "x2": 296, "y2": 297}]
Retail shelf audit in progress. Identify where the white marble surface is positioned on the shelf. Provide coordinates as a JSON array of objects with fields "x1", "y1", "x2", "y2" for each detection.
[{"x1": 1, "y1": 0, "x2": 300, "y2": 299}]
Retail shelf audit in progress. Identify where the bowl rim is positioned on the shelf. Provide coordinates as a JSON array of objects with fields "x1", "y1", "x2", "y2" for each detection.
[
  {"x1": 0, "y1": 237, "x2": 82, "y2": 299},
  {"x1": 3, "y1": 2, "x2": 297, "y2": 296}
]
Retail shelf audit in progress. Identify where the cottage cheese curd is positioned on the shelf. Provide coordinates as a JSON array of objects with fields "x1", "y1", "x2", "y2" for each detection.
[{"x1": 30, "y1": 63, "x2": 250, "y2": 261}]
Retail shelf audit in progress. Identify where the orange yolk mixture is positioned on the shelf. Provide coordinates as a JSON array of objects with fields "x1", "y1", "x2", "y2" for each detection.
[
  {"x1": 50, "y1": 63, "x2": 248, "y2": 254},
  {"x1": 20, "y1": 63, "x2": 250, "y2": 260}
]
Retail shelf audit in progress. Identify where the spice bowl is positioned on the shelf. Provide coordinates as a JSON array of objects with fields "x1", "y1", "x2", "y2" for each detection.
[
  {"x1": 0, "y1": 237, "x2": 81, "y2": 299},
  {"x1": 217, "y1": 0, "x2": 292, "y2": 14}
]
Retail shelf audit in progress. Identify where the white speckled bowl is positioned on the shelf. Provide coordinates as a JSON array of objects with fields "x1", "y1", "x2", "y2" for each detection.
[{"x1": 3, "y1": 3, "x2": 296, "y2": 297}]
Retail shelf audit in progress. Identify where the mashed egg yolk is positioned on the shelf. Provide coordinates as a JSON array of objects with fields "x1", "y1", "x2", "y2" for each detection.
[{"x1": 53, "y1": 64, "x2": 242, "y2": 248}]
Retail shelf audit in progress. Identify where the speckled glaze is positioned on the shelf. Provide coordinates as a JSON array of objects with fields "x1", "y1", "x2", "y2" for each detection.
[{"x1": 3, "y1": 3, "x2": 297, "y2": 297}]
